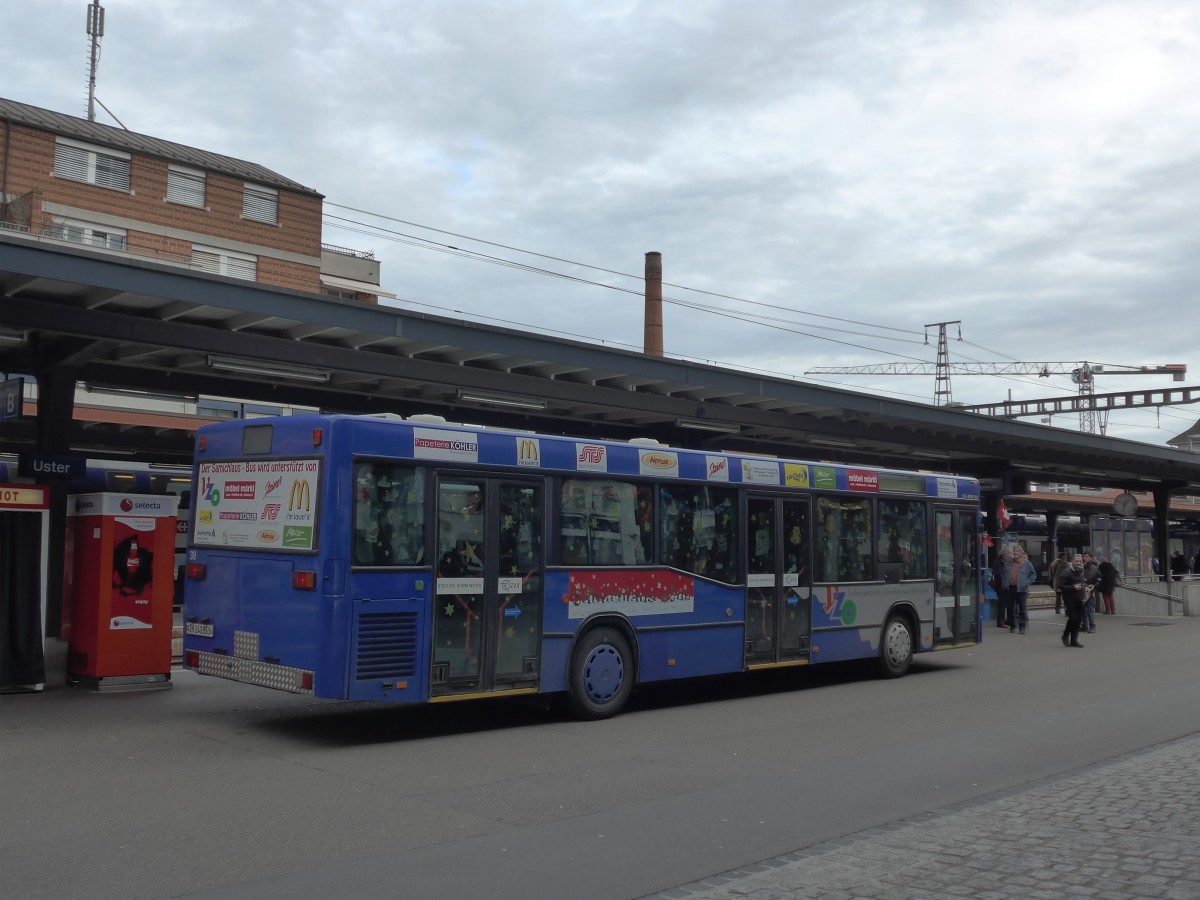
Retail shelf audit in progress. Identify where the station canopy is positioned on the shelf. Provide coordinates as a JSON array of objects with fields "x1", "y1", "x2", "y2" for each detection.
[{"x1": 2, "y1": 233, "x2": 1198, "y2": 496}]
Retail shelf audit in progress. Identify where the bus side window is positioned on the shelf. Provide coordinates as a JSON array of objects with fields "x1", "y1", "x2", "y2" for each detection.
[
  {"x1": 353, "y1": 462, "x2": 425, "y2": 566},
  {"x1": 659, "y1": 485, "x2": 737, "y2": 581},
  {"x1": 816, "y1": 497, "x2": 872, "y2": 583},
  {"x1": 559, "y1": 479, "x2": 652, "y2": 566}
]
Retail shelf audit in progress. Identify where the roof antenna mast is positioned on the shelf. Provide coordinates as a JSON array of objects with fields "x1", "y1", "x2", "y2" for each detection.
[{"x1": 86, "y1": 0, "x2": 105, "y2": 121}]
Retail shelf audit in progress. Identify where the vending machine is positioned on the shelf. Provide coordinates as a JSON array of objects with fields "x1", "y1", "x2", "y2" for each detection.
[{"x1": 65, "y1": 492, "x2": 177, "y2": 690}]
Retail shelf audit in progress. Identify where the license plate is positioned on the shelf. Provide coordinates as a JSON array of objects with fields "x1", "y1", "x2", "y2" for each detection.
[{"x1": 185, "y1": 621, "x2": 214, "y2": 638}]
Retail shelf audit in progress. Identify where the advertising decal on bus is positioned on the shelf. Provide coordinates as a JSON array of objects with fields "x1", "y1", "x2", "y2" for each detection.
[
  {"x1": 194, "y1": 459, "x2": 320, "y2": 550},
  {"x1": 413, "y1": 428, "x2": 479, "y2": 463},
  {"x1": 575, "y1": 443, "x2": 608, "y2": 472},
  {"x1": 562, "y1": 571, "x2": 695, "y2": 619},
  {"x1": 638, "y1": 449, "x2": 679, "y2": 478},
  {"x1": 784, "y1": 464, "x2": 810, "y2": 488},
  {"x1": 705, "y1": 456, "x2": 730, "y2": 481},
  {"x1": 741, "y1": 459, "x2": 781, "y2": 484}
]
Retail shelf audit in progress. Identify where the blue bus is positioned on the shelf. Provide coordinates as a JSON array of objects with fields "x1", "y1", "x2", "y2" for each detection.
[{"x1": 182, "y1": 414, "x2": 981, "y2": 717}]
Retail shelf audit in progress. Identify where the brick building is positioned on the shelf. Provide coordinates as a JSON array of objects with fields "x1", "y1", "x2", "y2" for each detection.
[{"x1": 0, "y1": 96, "x2": 338, "y2": 296}]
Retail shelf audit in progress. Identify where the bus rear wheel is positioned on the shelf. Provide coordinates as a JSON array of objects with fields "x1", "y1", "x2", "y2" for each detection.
[
  {"x1": 569, "y1": 627, "x2": 634, "y2": 719},
  {"x1": 878, "y1": 615, "x2": 914, "y2": 678}
]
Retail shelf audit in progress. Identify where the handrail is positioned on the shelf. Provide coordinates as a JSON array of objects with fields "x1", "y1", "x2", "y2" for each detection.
[{"x1": 1119, "y1": 580, "x2": 1185, "y2": 610}]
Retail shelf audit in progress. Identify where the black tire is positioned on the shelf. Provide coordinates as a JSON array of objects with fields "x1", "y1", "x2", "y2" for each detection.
[
  {"x1": 568, "y1": 627, "x2": 634, "y2": 719},
  {"x1": 878, "y1": 615, "x2": 914, "y2": 678}
]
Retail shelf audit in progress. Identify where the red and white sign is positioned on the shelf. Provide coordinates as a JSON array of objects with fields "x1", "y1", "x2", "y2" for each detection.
[{"x1": 847, "y1": 469, "x2": 879, "y2": 492}]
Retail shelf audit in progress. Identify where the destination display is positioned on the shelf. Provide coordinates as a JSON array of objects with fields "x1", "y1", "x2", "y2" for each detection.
[{"x1": 193, "y1": 458, "x2": 321, "y2": 551}]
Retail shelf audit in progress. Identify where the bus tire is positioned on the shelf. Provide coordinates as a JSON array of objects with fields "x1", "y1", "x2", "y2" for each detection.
[
  {"x1": 878, "y1": 614, "x2": 914, "y2": 678},
  {"x1": 568, "y1": 627, "x2": 634, "y2": 719}
]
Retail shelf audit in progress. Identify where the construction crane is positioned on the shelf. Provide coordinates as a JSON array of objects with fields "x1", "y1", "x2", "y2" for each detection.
[{"x1": 805, "y1": 324, "x2": 1188, "y2": 434}]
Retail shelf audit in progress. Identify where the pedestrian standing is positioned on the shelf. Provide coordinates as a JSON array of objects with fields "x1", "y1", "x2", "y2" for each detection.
[
  {"x1": 992, "y1": 548, "x2": 1012, "y2": 628},
  {"x1": 1060, "y1": 554, "x2": 1087, "y2": 648},
  {"x1": 1048, "y1": 551, "x2": 1068, "y2": 614},
  {"x1": 1097, "y1": 557, "x2": 1120, "y2": 615},
  {"x1": 1170, "y1": 551, "x2": 1188, "y2": 580},
  {"x1": 1081, "y1": 552, "x2": 1100, "y2": 633},
  {"x1": 1002, "y1": 547, "x2": 1038, "y2": 634},
  {"x1": 1193, "y1": 549, "x2": 1200, "y2": 575}
]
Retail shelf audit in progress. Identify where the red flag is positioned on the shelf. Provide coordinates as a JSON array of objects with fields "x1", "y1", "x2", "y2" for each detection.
[
  {"x1": 981, "y1": 532, "x2": 994, "y2": 548},
  {"x1": 998, "y1": 500, "x2": 1011, "y2": 528}
]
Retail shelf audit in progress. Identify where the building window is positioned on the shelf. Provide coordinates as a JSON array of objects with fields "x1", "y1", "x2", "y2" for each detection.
[
  {"x1": 192, "y1": 245, "x2": 257, "y2": 281},
  {"x1": 242, "y1": 184, "x2": 278, "y2": 224},
  {"x1": 166, "y1": 165, "x2": 206, "y2": 207},
  {"x1": 53, "y1": 138, "x2": 131, "y2": 191},
  {"x1": 47, "y1": 217, "x2": 127, "y2": 251}
]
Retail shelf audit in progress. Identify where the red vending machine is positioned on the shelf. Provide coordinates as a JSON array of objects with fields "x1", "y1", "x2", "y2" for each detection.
[{"x1": 66, "y1": 492, "x2": 178, "y2": 690}]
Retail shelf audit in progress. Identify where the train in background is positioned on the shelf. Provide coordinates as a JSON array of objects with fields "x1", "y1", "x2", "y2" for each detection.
[
  {"x1": 1002, "y1": 512, "x2": 1198, "y2": 580},
  {"x1": 1, "y1": 454, "x2": 193, "y2": 605}
]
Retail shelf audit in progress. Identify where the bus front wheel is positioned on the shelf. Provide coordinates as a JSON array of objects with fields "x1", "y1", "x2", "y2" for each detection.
[
  {"x1": 878, "y1": 615, "x2": 914, "y2": 678},
  {"x1": 568, "y1": 627, "x2": 634, "y2": 719}
]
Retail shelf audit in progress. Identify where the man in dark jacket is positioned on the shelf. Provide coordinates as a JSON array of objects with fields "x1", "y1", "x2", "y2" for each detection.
[
  {"x1": 991, "y1": 548, "x2": 1012, "y2": 628},
  {"x1": 1048, "y1": 551, "x2": 1068, "y2": 614},
  {"x1": 1059, "y1": 554, "x2": 1088, "y2": 648}
]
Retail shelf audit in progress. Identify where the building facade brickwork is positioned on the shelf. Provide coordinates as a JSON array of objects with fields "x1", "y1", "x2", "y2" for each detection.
[{"x1": 0, "y1": 100, "x2": 324, "y2": 293}]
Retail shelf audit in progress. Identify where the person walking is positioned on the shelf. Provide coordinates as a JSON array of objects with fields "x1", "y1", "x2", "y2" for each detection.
[
  {"x1": 1170, "y1": 551, "x2": 1189, "y2": 580},
  {"x1": 1048, "y1": 551, "x2": 1068, "y2": 614},
  {"x1": 991, "y1": 548, "x2": 1012, "y2": 628},
  {"x1": 1060, "y1": 554, "x2": 1088, "y2": 648},
  {"x1": 1097, "y1": 557, "x2": 1120, "y2": 615},
  {"x1": 1081, "y1": 552, "x2": 1100, "y2": 633},
  {"x1": 1001, "y1": 546, "x2": 1038, "y2": 634}
]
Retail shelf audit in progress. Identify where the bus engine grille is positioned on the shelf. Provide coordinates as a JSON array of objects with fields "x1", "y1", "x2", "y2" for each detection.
[{"x1": 355, "y1": 611, "x2": 419, "y2": 681}]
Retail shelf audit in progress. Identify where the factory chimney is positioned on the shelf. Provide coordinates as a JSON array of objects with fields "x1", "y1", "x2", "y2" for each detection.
[{"x1": 644, "y1": 251, "x2": 663, "y2": 357}]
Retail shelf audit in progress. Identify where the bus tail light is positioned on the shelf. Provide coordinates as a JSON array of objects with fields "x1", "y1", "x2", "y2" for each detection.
[
  {"x1": 292, "y1": 571, "x2": 317, "y2": 590},
  {"x1": 311, "y1": 428, "x2": 323, "y2": 446},
  {"x1": 301, "y1": 670, "x2": 314, "y2": 691},
  {"x1": 184, "y1": 650, "x2": 199, "y2": 669},
  {"x1": 186, "y1": 563, "x2": 207, "y2": 580},
  {"x1": 198, "y1": 435, "x2": 207, "y2": 451}
]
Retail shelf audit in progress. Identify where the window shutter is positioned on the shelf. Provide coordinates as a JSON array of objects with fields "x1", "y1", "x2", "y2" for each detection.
[
  {"x1": 225, "y1": 255, "x2": 257, "y2": 281},
  {"x1": 54, "y1": 143, "x2": 89, "y2": 181},
  {"x1": 192, "y1": 250, "x2": 220, "y2": 275},
  {"x1": 93, "y1": 153, "x2": 131, "y2": 191},
  {"x1": 167, "y1": 168, "x2": 206, "y2": 207},
  {"x1": 242, "y1": 185, "x2": 278, "y2": 223}
]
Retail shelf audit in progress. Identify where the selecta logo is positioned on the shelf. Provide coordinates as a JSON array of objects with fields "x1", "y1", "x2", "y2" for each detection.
[{"x1": 120, "y1": 498, "x2": 134, "y2": 512}]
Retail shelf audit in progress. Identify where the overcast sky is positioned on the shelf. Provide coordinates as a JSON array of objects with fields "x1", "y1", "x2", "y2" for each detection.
[{"x1": 4, "y1": 0, "x2": 1198, "y2": 446}]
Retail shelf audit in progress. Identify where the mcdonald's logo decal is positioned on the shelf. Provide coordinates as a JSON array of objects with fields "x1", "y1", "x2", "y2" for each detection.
[
  {"x1": 517, "y1": 438, "x2": 541, "y2": 467},
  {"x1": 288, "y1": 479, "x2": 312, "y2": 512}
]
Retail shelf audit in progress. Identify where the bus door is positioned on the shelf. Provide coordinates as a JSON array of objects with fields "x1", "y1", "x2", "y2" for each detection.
[
  {"x1": 431, "y1": 476, "x2": 544, "y2": 697},
  {"x1": 745, "y1": 495, "x2": 812, "y2": 666},
  {"x1": 934, "y1": 508, "x2": 979, "y2": 645}
]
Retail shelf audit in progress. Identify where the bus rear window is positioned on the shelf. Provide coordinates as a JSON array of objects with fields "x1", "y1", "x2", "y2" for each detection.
[{"x1": 242, "y1": 424, "x2": 272, "y2": 454}]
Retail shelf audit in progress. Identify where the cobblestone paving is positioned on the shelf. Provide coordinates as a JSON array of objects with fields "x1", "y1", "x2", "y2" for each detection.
[{"x1": 644, "y1": 734, "x2": 1200, "y2": 900}]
